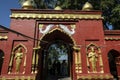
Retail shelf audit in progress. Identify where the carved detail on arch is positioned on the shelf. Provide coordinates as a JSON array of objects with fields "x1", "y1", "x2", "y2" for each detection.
[
  {"x1": 39, "y1": 28, "x2": 76, "y2": 46},
  {"x1": 12, "y1": 43, "x2": 27, "y2": 53},
  {"x1": 86, "y1": 43, "x2": 102, "y2": 57},
  {"x1": 86, "y1": 43, "x2": 99, "y2": 50},
  {"x1": 39, "y1": 24, "x2": 76, "y2": 36}
]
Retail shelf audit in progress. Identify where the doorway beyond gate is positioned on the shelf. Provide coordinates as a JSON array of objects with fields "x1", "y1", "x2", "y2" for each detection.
[{"x1": 43, "y1": 40, "x2": 71, "y2": 80}]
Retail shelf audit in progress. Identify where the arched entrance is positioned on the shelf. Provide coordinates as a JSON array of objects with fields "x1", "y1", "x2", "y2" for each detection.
[
  {"x1": 108, "y1": 49, "x2": 120, "y2": 80},
  {"x1": 0, "y1": 50, "x2": 4, "y2": 74},
  {"x1": 39, "y1": 29, "x2": 74, "y2": 80}
]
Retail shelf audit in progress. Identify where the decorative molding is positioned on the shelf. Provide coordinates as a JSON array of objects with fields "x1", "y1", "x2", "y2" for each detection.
[
  {"x1": 77, "y1": 74, "x2": 113, "y2": 80},
  {"x1": 59, "y1": 24, "x2": 75, "y2": 35},
  {"x1": 73, "y1": 46, "x2": 80, "y2": 52},
  {"x1": 73, "y1": 47, "x2": 82, "y2": 73},
  {"x1": 10, "y1": 13, "x2": 102, "y2": 20},
  {"x1": 0, "y1": 36, "x2": 8, "y2": 40},
  {"x1": 105, "y1": 37, "x2": 120, "y2": 41},
  {"x1": 39, "y1": 24, "x2": 76, "y2": 36},
  {"x1": 31, "y1": 46, "x2": 40, "y2": 74},
  {"x1": 12, "y1": 43, "x2": 27, "y2": 53},
  {"x1": 39, "y1": 24, "x2": 54, "y2": 34},
  {"x1": 0, "y1": 76, "x2": 35, "y2": 80},
  {"x1": 104, "y1": 30, "x2": 120, "y2": 35}
]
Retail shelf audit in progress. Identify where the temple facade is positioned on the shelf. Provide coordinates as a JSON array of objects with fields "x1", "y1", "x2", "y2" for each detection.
[{"x1": 0, "y1": 1, "x2": 120, "y2": 80}]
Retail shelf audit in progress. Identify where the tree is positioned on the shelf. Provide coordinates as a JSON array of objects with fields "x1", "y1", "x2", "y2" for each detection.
[
  {"x1": 19, "y1": 0, "x2": 120, "y2": 30},
  {"x1": 100, "y1": 0, "x2": 120, "y2": 30}
]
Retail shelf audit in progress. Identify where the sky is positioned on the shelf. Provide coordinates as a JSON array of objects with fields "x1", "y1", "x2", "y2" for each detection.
[{"x1": 0, "y1": 1, "x2": 21, "y2": 28}]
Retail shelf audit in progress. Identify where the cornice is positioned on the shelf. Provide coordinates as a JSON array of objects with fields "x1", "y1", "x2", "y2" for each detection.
[
  {"x1": 10, "y1": 9, "x2": 103, "y2": 20},
  {"x1": 105, "y1": 37, "x2": 120, "y2": 41},
  {"x1": 104, "y1": 30, "x2": 120, "y2": 35}
]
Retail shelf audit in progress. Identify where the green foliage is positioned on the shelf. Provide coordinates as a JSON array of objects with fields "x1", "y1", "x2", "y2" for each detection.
[
  {"x1": 111, "y1": 4, "x2": 120, "y2": 29},
  {"x1": 100, "y1": 0, "x2": 120, "y2": 29}
]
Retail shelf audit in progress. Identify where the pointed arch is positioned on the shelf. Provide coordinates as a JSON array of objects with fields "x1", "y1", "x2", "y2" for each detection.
[
  {"x1": 12, "y1": 43, "x2": 27, "y2": 53},
  {"x1": 108, "y1": 49, "x2": 120, "y2": 79},
  {"x1": 86, "y1": 43, "x2": 100, "y2": 50},
  {"x1": 37, "y1": 28, "x2": 75, "y2": 80},
  {"x1": 39, "y1": 28, "x2": 75, "y2": 49},
  {"x1": 108, "y1": 49, "x2": 120, "y2": 57}
]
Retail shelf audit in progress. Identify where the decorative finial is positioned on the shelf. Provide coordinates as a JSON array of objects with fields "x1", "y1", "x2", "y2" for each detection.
[
  {"x1": 82, "y1": 2, "x2": 93, "y2": 11},
  {"x1": 21, "y1": 0, "x2": 36, "y2": 9},
  {"x1": 54, "y1": 6, "x2": 62, "y2": 10},
  {"x1": 54, "y1": 1, "x2": 62, "y2": 10}
]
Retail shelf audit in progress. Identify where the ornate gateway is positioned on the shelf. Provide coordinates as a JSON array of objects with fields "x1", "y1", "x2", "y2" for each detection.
[{"x1": 0, "y1": 1, "x2": 120, "y2": 80}]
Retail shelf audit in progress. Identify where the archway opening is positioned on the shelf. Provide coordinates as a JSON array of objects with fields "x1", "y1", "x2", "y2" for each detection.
[
  {"x1": 108, "y1": 49, "x2": 120, "y2": 79},
  {"x1": 0, "y1": 50, "x2": 4, "y2": 74},
  {"x1": 39, "y1": 29, "x2": 74, "y2": 80}
]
